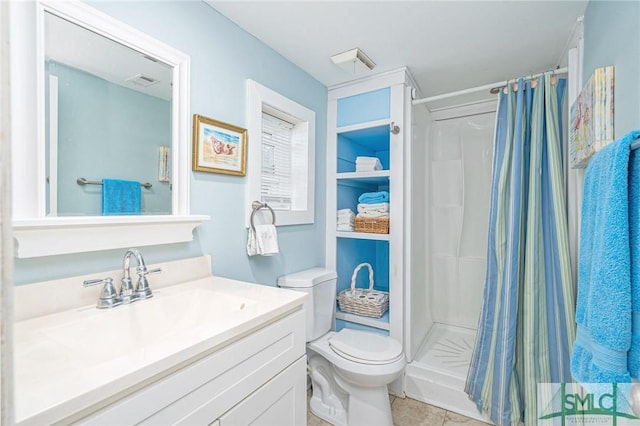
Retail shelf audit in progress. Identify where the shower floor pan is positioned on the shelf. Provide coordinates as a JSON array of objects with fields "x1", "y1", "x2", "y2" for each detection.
[{"x1": 405, "y1": 323, "x2": 492, "y2": 423}]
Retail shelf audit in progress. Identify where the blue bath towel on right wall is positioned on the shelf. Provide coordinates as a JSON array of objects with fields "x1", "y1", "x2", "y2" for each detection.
[{"x1": 571, "y1": 130, "x2": 640, "y2": 384}]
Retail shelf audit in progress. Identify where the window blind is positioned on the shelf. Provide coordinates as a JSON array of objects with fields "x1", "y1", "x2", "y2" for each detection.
[{"x1": 261, "y1": 112, "x2": 294, "y2": 210}]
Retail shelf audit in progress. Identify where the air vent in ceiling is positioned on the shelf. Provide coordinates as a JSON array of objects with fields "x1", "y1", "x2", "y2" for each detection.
[{"x1": 126, "y1": 73, "x2": 159, "y2": 87}]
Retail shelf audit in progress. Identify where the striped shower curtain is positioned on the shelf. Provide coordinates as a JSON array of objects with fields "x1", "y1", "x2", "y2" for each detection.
[{"x1": 465, "y1": 74, "x2": 575, "y2": 426}]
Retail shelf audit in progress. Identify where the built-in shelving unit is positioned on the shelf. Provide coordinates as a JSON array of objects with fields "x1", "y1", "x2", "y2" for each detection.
[
  {"x1": 335, "y1": 308, "x2": 390, "y2": 331},
  {"x1": 326, "y1": 70, "x2": 411, "y2": 340}
]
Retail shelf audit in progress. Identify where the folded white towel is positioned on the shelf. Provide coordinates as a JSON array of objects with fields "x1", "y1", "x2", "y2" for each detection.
[
  {"x1": 357, "y1": 202, "x2": 389, "y2": 214},
  {"x1": 337, "y1": 209, "x2": 355, "y2": 221},
  {"x1": 247, "y1": 224, "x2": 279, "y2": 256},
  {"x1": 357, "y1": 211, "x2": 389, "y2": 218},
  {"x1": 355, "y1": 156, "x2": 382, "y2": 171},
  {"x1": 337, "y1": 219, "x2": 355, "y2": 226},
  {"x1": 356, "y1": 156, "x2": 381, "y2": 163},
  {"x1": 337, "y1": 224, "x2": 354, "y2": 231}
]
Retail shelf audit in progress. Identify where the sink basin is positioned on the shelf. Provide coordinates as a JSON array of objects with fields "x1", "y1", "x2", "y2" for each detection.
[
  {"x1": 41, "y1": 288, "x2": 256, "y2": 363},
  {"x1": 14, "y1": 276, "x2": 307, "y2": 424}
]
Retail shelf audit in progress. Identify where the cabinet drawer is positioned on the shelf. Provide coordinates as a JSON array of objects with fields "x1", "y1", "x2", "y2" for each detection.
[
  {"x1": 76, "y1": 309, "x2": 305, "y2": 425},
  {"x1": 218, "y1": 356, "x2": 306, "y2": 426}
]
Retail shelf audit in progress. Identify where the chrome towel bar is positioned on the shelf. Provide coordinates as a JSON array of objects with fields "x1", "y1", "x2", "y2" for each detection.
[{"x1": 77, "y1": 177, "x2": 153, "y2": 190}]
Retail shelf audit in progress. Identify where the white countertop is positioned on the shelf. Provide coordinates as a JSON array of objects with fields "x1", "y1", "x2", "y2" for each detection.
[{"x1": 14, "y1": 276, "x2": 307, "y2": 424}]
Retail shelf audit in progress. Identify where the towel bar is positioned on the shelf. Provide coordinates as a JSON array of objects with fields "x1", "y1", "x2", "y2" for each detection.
[
  {"x1": 77, "y1": 177, "x2": 153, "y2": 190},
  {"x1": 250, "y1": 201, "x2": 276, "y2": 232}
]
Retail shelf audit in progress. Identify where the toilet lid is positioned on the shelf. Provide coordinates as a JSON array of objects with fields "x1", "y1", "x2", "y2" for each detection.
[{"x1": 329, "y1": 329, "x2": 403, "y2": 364}]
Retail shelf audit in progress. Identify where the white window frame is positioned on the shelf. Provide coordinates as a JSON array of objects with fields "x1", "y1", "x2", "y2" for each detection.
[{"x1": 246, "y1": 79, "x2": 315, "y2": 226}]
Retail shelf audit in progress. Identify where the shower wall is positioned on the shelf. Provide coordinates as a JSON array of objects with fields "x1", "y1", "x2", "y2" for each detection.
[
  {"x1": 429, "y1": 111, "x2": 494, "y2": 329},
  {"x1": 405, "y1": 102, "x2": 432, "y2": 362}
]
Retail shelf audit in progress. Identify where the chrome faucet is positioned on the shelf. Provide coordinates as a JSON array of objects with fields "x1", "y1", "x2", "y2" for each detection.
[
  {"x1": 121, "y1": 248, "x2": 161, "y2": 302},
  {"x1": 83, "y1": 277, "x2": 121, "y2": 309},
  {"x1": 84, "y1": 248, "x2": 161, "y2": 309}
]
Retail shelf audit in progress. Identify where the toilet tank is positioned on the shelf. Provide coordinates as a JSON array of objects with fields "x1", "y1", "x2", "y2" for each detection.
[{"x1": 277, "y1": 268, "x2": 337, "y2": 342}]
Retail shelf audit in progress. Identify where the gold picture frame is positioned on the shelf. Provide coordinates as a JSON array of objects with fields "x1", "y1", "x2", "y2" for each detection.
[{"x1": 192, "y1": 114, "x2": 247, "y2": 176}]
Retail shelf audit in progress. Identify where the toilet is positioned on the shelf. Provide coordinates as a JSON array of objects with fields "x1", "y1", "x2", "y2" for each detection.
[{"x1": 278, "y1": 268, "x2": 406, "y2": 426}]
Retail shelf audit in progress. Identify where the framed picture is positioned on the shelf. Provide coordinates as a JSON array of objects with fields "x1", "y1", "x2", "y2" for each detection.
[{"x1": 192, "y1": 114, "x2": 247, "y2": 176}]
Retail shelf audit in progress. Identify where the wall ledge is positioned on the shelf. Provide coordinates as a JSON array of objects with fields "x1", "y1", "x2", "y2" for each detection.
[{"x1": 13, "y1": 215, "x2": 209, "y2": 258}]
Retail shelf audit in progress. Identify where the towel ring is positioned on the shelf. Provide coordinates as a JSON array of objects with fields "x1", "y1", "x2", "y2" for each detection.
[{"x1": 250, "y1": 200, "x2": 276, "y2": 232}]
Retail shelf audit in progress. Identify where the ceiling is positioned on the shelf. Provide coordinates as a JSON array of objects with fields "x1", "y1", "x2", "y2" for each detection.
[
  {"x1": 208, "y1": 1, "x2": 588, "y2": 107},
  {"x1": 46, "y1": 12, "x2": 172, "y2": 101}
]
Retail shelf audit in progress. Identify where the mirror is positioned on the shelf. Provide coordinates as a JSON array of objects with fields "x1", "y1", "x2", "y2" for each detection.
[
  {"x1": 10, "y1": 0, "x2": 206, "y2": 258},
  {"x1": 45, "y1": 12, "x2": 172, "y2": 216}
]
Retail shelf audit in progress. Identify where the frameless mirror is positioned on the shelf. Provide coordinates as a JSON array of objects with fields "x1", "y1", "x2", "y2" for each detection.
[{"x1": 45, "y1": 12, "x2": 172, "y2": 216}]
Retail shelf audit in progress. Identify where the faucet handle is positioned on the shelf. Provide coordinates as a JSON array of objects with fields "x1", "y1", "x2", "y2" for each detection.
[
  {"x1": 134, "y1": 267, "x2": 161, "y2": 300},
  {"x1": 84, "y1": 277, "x2": 122, "y2": 309}
]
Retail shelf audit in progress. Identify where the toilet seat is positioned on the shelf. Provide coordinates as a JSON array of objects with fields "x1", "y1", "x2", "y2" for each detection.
[{"x1": 329, "y1": 329, "x2": 403, "y2": 365}]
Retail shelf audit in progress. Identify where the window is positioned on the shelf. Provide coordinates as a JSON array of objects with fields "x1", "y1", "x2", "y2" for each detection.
[{"x1": 247, "y1": 80, "x2": 315, "y2": 226}]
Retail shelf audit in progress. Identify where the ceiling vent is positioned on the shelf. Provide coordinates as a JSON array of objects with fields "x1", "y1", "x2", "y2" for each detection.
[
  {"x1": 126, "y1": 73, "x2": 159, "y2": 87},
  {"x1": 330, "y1": 48, "x2": 376, "y2": 74}
]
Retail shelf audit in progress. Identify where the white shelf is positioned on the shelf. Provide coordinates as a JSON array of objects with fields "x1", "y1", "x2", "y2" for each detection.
[
  {"x1": 337, "y1": 170, "x2": 390, "y2": 184},
  {"x1": 13, "y1": 215, "x2": 209, "y2": 258},
  {"x1": 335, "y1": 308, "x2": 390, "y2": 331},
  {"x1": 336, "y1": 118, "x2": 391, "y2": 134},
  {"x1": 336, "y1": 231, "x2": 390, "y2": 241}
]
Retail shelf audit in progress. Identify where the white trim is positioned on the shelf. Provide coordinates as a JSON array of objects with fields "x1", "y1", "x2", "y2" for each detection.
[
  {"x1": 328, "y1": 67, "x2": 415, "y2": 101},
  {"x1": 325, "y1": 98, "x2": 338, "y2": 274},
  {"x1": 13, "y1": 215, "x2": 208, "y2": 258},
  {"x1": 10, "y1": 0, "x2": 206, "y2": 256},
  {"x1": 47, "y1": 74, "x2": 58, "y2": 216},
  {"x1": 246, "y1": 79, "x2": 315, "y2": 227},
  {"x1": 1, "y1": 0, "x2": 16, "y2": 423}
]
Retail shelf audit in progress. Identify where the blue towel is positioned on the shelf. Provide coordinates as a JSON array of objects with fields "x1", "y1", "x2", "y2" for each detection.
[
  {"x1": 571, "y1": 130, "x2": 640, "y2": 384},
  {"x1": 629, "y1": 144, "x2": 640, "y2": 378},
  {"x1": 358, "y1": 191, "x2": 389, "y2": 204},
  {"x1": 102, "y1": 179, "x2": 141, "y2": 215}
]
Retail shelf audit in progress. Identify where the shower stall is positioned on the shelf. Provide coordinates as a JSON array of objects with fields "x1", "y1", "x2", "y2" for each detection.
[{"x1": 404, "y1": 100, "x2": 496, "y2": 421}]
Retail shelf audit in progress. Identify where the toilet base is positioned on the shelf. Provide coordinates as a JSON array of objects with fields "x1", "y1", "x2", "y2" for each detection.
[
  {"x1": 308, "y1": 354, "x2": 348, "y2": 425},
  {"x1": 308, "y1": 354, "x2": 394, "y2": 426},
  {"x1": 344, "y1": 383, "x2": 393, "y2": 426}
]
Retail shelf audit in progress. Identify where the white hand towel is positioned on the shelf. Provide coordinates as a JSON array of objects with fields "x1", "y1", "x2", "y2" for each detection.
[
  {"x1": 355, "y1": 156, "x2": 382, "y2": 171},
  {"x1": 357, "y1": 202, "x2": 389, "y2": 214},
  {"x1": 247, "y1": 224, "x2": 280, "y2": 256},
  {"x1": 356, "y1": 211, "x2": 390, "y2": 218}
]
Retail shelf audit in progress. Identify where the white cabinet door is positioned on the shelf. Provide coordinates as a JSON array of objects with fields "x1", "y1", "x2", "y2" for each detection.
[{"x1": 219, "y1": 357, "x2": 306, "y2": 426}]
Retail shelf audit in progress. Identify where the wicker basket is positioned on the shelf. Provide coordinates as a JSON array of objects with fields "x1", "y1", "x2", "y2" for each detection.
[
  {"x1": 337, "y1": 263, "x2": 389, "y2": 318},
  {"x1": 354, "y1": 217, "x2": 389, "y2": 234}
]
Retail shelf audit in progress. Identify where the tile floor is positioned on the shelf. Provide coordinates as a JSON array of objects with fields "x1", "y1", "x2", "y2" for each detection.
[{"x1": 307, "y1": 392, "x2": 491, "y2": 426}]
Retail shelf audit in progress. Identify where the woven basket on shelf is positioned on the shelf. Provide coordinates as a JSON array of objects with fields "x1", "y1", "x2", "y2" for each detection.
[
  {"x1": 337, "y1": 263, "x2": 389, "y2": 318},
  {"x1": 354, "y1": 217, "x2": 389, "y2": 234}
]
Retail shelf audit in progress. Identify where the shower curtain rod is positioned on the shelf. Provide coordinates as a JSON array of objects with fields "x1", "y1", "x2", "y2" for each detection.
[{"x1": 412, "y1": 67, "x2": 568, "y2": 106}]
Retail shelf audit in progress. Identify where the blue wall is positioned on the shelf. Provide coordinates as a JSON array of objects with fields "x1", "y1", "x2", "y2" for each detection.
[
  {"x1": 583, "y1": 0, "x2": 640, "y2": 137},
  {"x1": 49, "y1": 61, "x2": 172, "y2": 215},
  {"x1": 15, "y1": 1, "x2": 327, "y2": 286}
]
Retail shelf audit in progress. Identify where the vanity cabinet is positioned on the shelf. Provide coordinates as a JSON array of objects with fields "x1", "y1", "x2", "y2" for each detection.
[
  {"x1": 326, "y1": 70, "x2": 413, "y2": 346},
  {"x1": 75, "y1": 310, "x2": 306, "y2": 425}
]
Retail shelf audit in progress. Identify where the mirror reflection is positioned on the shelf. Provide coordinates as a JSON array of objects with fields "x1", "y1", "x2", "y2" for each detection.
[{"x1": 45, "y1": 12, "x2": 173, "y2": 216}]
